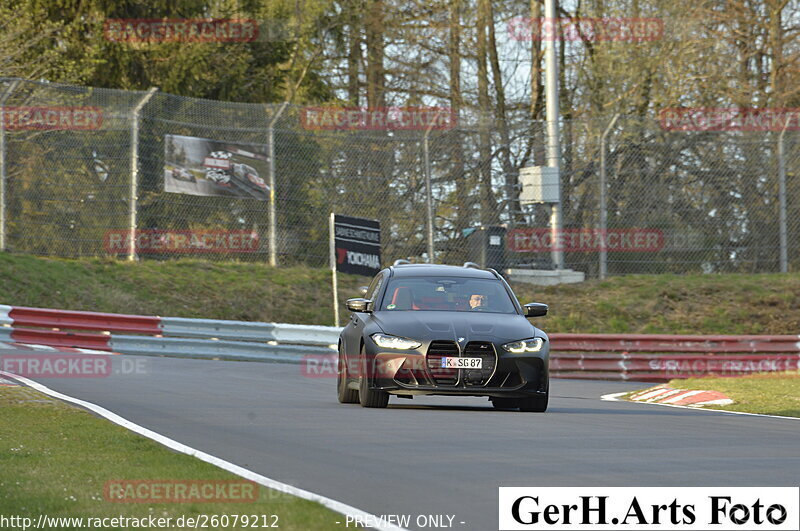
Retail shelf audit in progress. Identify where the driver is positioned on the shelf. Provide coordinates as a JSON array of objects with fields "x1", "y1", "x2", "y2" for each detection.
[{"x1": 468, "y1": 293, "x2": 488, "y2": 310}]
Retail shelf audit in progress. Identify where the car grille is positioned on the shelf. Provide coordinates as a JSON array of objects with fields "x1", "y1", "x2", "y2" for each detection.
[
  {"x1": 425, "y1": 340, "x2": 498, "y2": 387},
  {"x1": 462, "y1": 341, "x2": 497, "y2": 386},
  {"x1": 426, "y1": 340, "x2": 459, "y2": 385}
]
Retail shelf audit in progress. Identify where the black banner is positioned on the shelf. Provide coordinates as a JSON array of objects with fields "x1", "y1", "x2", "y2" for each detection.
[{"x1": 334, "y1": 214, "x2": 381, "y2": 276}]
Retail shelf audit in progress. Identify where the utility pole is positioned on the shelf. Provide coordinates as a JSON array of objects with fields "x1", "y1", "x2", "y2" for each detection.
[{"x1": 544, "y1": 0, "x2": 563, "y2": 269}]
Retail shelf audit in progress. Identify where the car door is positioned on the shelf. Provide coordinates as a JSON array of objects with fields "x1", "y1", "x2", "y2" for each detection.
[{"x1": 342, "y1": 272, "x2": 385, "y2": 362}]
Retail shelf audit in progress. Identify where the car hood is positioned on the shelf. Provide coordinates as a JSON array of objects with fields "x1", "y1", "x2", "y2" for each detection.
[{"x1": 371, "y1": 310, "x2": 541, "y2": 344}]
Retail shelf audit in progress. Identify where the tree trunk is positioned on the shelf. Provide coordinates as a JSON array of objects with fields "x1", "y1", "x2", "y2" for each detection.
[
  {"x1": 477, "y1": 0, "x2": 495, "y2": 226},
  {"x1": 449, "y1": 0, "x2": 468, "y2": 245}
]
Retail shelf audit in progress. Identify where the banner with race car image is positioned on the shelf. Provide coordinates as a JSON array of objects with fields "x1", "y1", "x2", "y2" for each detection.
[{"x1": 164, "y1": 134, "x2": 270, "y2": 200}]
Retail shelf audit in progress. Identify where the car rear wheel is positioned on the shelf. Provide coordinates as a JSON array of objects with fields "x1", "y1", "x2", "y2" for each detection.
[
  {"x1": 358, "y1": 346, "x2": 388, "y2": 408},
  {"x1": 337, "y1": 346, "x2": 358, "y2": 404},
  {"x1": 517, "y1": 391, "x2": 548, "y2": 413}
]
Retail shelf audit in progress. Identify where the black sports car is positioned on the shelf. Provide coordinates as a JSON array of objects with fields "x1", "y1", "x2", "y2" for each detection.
[{"x1": 337, "y1": 263, "x2": 550, "y2": 411}]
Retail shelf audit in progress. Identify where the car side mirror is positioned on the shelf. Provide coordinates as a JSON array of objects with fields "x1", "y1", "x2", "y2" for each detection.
[
  {"x1": 359, "y1": 286, "x2": 369, "y2": 296},
  {"x1": 346, "y1": 298, "x2": 373, "y2": 313},
  {"x1": 523, "y1": 303, "x2": 548, "y2": 317}
]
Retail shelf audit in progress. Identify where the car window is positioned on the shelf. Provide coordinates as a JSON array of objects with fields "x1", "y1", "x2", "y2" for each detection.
[
  {"x1": 380, "y1": 277, "x2": 517, "y2": 313},
  {"x1": 364, "y1": 273, "x2": 384, "y2": 301}
]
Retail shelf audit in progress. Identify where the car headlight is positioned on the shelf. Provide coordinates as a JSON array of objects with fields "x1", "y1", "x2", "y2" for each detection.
[
  {"x1": 371, "y1": 333, "x2": 421, "y2": 350},
  {"x1": 502, "y1": 337, "x2": 544, "y2": 353}
]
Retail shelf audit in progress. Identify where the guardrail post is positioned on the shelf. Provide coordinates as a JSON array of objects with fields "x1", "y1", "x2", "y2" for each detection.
[
  {"x1": 0, "y1": 79, "x2": 20, "y2": 252},
  {"x1": 599, "y1": 114, "x2": 620, "y2": 280},
  {"x1": 129, "y1": 87, "x2": 158, "y2": 262},
  {"x1": 267, "y1": 102, "x2": 289, "y2": 267}
]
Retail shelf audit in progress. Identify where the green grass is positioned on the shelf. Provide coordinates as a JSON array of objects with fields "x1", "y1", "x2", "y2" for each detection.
[
  {"x1": 1, "y1": 252, "x2": 800, "y2": 333},
  {"x1": 514, "y1": 272, "x2": 800, "y2": 334},
  {"x1": 663, "y1": 372, "x2": 800, "y2": 418},
  {"x1": 0, "y1": 253, "x2": 364, "y2": 326},
  {"x1": 0, "y1": 385, "x2": 344, "y2": 530}
]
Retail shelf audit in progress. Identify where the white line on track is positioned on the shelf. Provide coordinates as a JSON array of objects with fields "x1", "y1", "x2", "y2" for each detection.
[
  {"x1": 1, "y1": 371, "x2": 410, "y2": 531},
  {"x1": 601, "y1": 391, "x2": 800, "y2": 421},
  {"x1": 17, "y1": 343, "x2": 57, "y2": 351}
]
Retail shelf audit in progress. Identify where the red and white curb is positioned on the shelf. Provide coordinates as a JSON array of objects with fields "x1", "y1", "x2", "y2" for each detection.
[
  {"x1": 627, "y1": 384, "x2": 733, "y2": 406},
  {"x1": 601, "y1": 389, "x2": 800, "y2": 421}
]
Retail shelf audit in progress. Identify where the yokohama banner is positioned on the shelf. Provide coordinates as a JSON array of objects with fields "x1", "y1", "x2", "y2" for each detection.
[{"x1": 333, "y1": 214, "x2": 381, "y2": 276}]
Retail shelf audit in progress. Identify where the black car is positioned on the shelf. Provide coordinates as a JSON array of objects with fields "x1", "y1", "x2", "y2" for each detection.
[{"x1": 337, "y1": 263, "x2": 550, "y2": 412}]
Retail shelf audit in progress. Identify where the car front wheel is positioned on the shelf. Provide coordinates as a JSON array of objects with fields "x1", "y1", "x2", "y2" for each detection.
[
  {"x1": 517, "y1": 391, "x2": 548, "y2": 412},
  {"x1": 358, "y1": 346, "x2": 388, "y2": 408},
  {"x1": 490, "y1": 397, "x2": 518, "y2": 410}
]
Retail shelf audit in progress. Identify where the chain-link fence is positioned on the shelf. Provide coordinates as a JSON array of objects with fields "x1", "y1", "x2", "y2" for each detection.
[{"x1": 1, "y1": 77, "x2": 798, "y2": 277}]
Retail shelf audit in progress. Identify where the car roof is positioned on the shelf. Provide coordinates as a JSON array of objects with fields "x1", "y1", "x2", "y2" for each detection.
[{"x1": 388, "y1": 263, "x2": 498, "y2": 279}]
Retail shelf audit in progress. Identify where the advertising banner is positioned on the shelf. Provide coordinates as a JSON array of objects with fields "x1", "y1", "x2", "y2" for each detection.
[
  {"x1": 164, "y1": 134, "x2": 270, "y2": 200},
  {"x1": 333, "y1": 214, "x2": 382, "y2": 276}
]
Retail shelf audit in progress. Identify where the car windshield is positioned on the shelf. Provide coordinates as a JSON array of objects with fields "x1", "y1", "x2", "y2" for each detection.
[{"x1": 379, "y1": 277, "x2": 517, "y2": 314}]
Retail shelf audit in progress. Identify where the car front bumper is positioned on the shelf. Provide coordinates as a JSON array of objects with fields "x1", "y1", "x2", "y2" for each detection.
[{"x1": 362, "y1": 345, "x2": 549, "y2": 398}]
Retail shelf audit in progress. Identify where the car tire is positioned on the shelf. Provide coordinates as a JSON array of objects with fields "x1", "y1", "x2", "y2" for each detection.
[
  {"x1": 517, "y1": 391, "x2": 548, "y2": 413},
  {"x1": 490, "y1": 397, "x2": 518, "y2": 410},
  {"x1": 358, "y1": 346, "x2": 388, "y2": 408},
  {"x1": 337, "y1": 346, "x2": 359, "y2": 404}
]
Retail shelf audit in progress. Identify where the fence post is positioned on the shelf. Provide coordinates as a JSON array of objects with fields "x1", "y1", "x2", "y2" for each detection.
[
  {"x1": 0, "y1": 79, "x2": 20, "y2": 252},
  {"x1": 128, "y1": 87, "x2": 158, "y2": 262},
  {"x1": 599, "y1": 114, "x2": 620, "y2": 280},
  {"x1": 267, "y1": 102, "x2": 289, "y2": 267},
  {"x1": 778, "y1": 118, "x2": 791, "y2": 273}
]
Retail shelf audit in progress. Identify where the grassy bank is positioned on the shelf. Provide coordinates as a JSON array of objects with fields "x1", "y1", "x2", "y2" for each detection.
[
  {"x1": 664, "y1": 372, "x2": 800, "y2": 418},
  {"x1": 2, "y1": 253, "x2": 800, "y2": 334},
  {"x1": 0, "y1": 384, "x2": 342, "y2": 529}
]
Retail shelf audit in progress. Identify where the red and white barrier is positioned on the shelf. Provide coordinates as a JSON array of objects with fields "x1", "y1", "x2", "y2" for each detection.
[
  {"x1": 549, "y1": 334, "x2": 800, "y2": 381},
  {"x1": 8, "y1": 306, "x2": 161, "y2": 334},
  {"x1": 1, "y1": 304, "x2": 798, "y2": 381},
  {"x1": 1, "y1": 305, "x2": 117, "y2": 351}
]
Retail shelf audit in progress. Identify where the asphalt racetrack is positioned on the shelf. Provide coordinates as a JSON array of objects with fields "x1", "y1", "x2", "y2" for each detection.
[{"x1": 7, "y1": 349, "x2": 799, "y2": 531}]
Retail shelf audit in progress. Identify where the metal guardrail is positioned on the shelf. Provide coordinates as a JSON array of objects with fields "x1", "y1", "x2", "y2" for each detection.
[
  {"x1": 549, "y1": 334, "x2": 800, "y2": 381},
  {"x1": 0, "y1": 305, "x2": 339, "y2": 362},
  {"x1": 110, "y1": 335, "x2": 333, "y2": 362},
  {"x1": 8, "y1": 305, "x2": 161, "y2": 334},
  {"x1": 550, "y1": 333, "x2": 800, "y2": 353},
  {"x1": 159, "y1": 318, "x2": 341, "y2": 346},
  {"x1": 1, "y1": 304, "x2": 798, "y2": 380},
  {"x1": 160, "y1": 317, "x2": 278, "y2": 341}
]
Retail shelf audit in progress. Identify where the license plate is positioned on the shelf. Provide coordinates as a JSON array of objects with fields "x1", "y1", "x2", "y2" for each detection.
[{"x1": 441, "y1": 357, "x2": 482, "y2": 369}]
